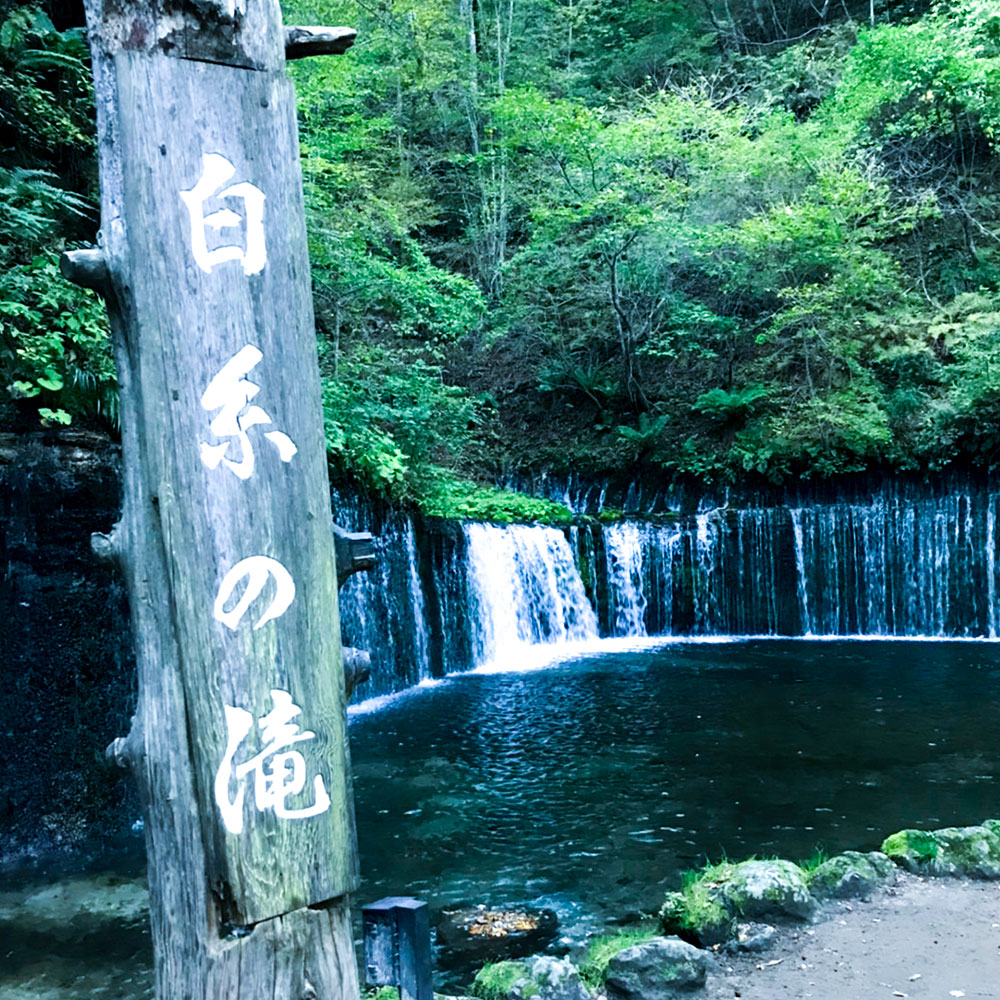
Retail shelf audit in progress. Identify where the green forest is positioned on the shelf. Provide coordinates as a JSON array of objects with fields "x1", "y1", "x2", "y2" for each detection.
[{"x1": 3, "y1": 0, "x2": 1000, "y2": 516}]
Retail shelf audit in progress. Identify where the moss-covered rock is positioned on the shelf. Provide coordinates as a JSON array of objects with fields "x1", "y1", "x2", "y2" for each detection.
[
  {"x1": 807, "y1": 851, "x2": 896, "y2": 900},
  {"x1": 603, "y1": 937, "x2": 707, "y2": 1000},
  {"x1": 881, "y1": 824, "x2": 1000, "y2": 878},
  {"x1": 659, "y1": 859, "x2": 815, "y2": 946},
  {"x1": 579, "y1": 927, "x2": 659, "y2": 988},
  {"x1": 471, "y1": 962, "x2": 536, "y2": 1000},
  {"x1": 658, "y1": 868, "x2": 736, "y2": 946},
  {"x1": 881, "y1": 829, "x2": 939, "y2": 868},
  {"x1": 471, "y1": 957, "x2": 591, "y2": 1000},
  {"x1": 719, "y1": 860, "x2": 817, "y2": 922}
]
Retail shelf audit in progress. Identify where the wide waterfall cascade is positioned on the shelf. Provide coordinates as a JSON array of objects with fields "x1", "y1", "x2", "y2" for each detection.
[
  {"x1": 789, "y1": 493, "x2": 997, "y2": 636},
  {"x1": 334, "y1": 482, "x2": 1000, "y2": 704},
  {"x1": 464, "y1": 522, "x2": 599, "y2": 667},
  {"x1": 597, "y1": 490, "x2": 1000, "y2": 639}
]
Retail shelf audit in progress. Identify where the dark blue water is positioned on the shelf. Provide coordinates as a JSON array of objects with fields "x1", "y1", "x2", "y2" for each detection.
[
  {"x1": 5, "y1": 638, "x2": 1000, "y2": 996},
  {"x1": 350, "y1": 638, "x2": 1000, "y2": 929}
]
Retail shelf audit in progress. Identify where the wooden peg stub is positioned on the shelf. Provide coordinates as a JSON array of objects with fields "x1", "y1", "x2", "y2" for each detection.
[
  {"x1": 285, "y1": 25, "x2": 356, "y2": 59},
  {"x1": 342, "y1": 646, "x2": 371, "y2": 697},
  {"x1": 91, "y1": 527, "x2": 121, "y2": 564},
  {"x1": 333, "y1": 523, "x2": 376, "y2": 586},
  {"x1": 60, "y1": 248, "x2": 110, "y2": 292},
  {"x1": 105, "y1": 734, "x2": 132, "y2": 769}
]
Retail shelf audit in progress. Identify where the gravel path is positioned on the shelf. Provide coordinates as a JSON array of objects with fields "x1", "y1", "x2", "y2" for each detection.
[{"x1": 702, "y1": 873, "x2": 1000, "y2": 1000}]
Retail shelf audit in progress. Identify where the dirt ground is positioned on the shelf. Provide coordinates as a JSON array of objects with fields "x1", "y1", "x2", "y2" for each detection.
[{"x1": 702, "y1": 873, "x2": 1000, "y2": 1000}]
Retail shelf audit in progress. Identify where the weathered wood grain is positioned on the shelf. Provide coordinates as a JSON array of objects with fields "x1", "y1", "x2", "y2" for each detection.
[
  {"x1": 112, "y1": 51, "x2": 355, "y2": 925},
  {"x1": 76, "y1": 0, "x2": 362, "y2": 995},
  {"x1": 363, "y1": 898, "x2": 433, "y2": 1000}
]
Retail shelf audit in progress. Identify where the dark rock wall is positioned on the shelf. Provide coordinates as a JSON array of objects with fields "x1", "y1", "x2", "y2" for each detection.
[{"x1": 0, "y1": 433, "x2": 137, "y2": 860}]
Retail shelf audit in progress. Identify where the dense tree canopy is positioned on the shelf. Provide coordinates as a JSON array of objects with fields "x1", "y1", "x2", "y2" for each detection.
[{"x1": 4, "y1": 0, "x2": 1000, "y2": 510}]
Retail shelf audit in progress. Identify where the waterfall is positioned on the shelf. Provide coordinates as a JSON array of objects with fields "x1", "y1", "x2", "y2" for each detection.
[
  {"x1": 604, "y1": 522, "x2": 649, "y2": 636},
  {"x1": 464, "y1": 523, "x2": 598, "y2": 668},
  {"x1": 791, "y1": 509, "x2": 813, "y2": 634},
  {"x1": 332, "y1": 490, "x2": 435, "y2": 697},
  {"x1": 334, "y1": 478, "x2": 1000, "y2": 704},
  {"x1": 603, "y1": 521, "x2": 683, "y2": 637},
  {"x1": 404, "y1": 520, "x2": 431, "y2": 680},
  {"x1": 988, "y1": 500, "x2": 997, "y2": 639}
]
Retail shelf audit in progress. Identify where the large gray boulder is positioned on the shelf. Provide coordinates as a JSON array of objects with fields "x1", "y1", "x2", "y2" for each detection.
[
  {"x1": 604, "y1": 937, "x2": 708, "y2": 1000},
  {"x1": 720, "y1": 860, "x2": 817, "y2": 921},
  {"x1": 659, "y1": 859, "x2": 817, "y2": 948},
  {"x1": 528, "y1": 956, "x2": 591, "y2": 1000},
  {"x1": 808, "y1": 851, "x2": 896, "y2": 900}
]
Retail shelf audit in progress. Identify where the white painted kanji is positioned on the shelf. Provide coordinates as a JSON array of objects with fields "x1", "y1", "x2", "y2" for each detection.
[
  {"x1": 180, "y1": 152, "x2": 266, "y2": 276},
  {"x1": 199, "y1": 345, "x2": 297, "y2": 480},
  {"x1": 214, "y1": 689, "x2": 331, "y2": 836},
  {"x1": 213, "y1": 556, "x2": 295, "y2": 631}
]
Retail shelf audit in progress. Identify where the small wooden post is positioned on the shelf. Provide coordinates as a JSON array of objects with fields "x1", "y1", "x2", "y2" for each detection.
[
  {"x1": 66, "y1": 2, "x2": 361, "y2": 997},
  {"x1": 363, "y1": 897, "x2": 434, "y2": 1000}
]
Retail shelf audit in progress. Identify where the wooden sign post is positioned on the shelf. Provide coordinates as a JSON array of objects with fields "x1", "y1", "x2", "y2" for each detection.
[{"x1": 64, "y1": 3, "x2": 361, "y2": 996}]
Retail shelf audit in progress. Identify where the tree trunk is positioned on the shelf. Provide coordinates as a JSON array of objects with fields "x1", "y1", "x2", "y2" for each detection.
[{"x1": 73, "y1": 3, "x2": 360, "y2": 996}]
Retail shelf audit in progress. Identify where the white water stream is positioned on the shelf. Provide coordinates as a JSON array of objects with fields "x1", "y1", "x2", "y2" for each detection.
[{"x1": 464, "y1": 523, "x2": 598, "y2": 668}]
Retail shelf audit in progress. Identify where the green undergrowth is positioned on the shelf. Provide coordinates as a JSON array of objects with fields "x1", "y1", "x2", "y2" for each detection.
[
  {"x1": 418, "y1": 473, "x2": 574, "y2": 524},
  {"x1": 578, "y1": 924, "x2": 659, "y2": 988},
  {"x1": 664, "y1": 861, "x2": 737, "y2": 937},
  {"x1": 364, "y1": 988, "x2": 400, "y2": 1000},
  {"x1": 797, "y1": 849, "x2": 831, "y2": 874}
]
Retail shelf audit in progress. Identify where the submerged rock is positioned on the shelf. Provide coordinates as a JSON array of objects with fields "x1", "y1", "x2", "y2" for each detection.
[
  {"x1": 603, "y1": 937, "x2": 707, "y2": 1000},
  {"x1": 881, "y1": 823, "x2": 1000, "y2": 878},
  {"x1": 808, "y1": 851, "x2": 896, "y2": 900},
  {"x1": 439, "y1": 906, "x2": 559, "y2": 963}
]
